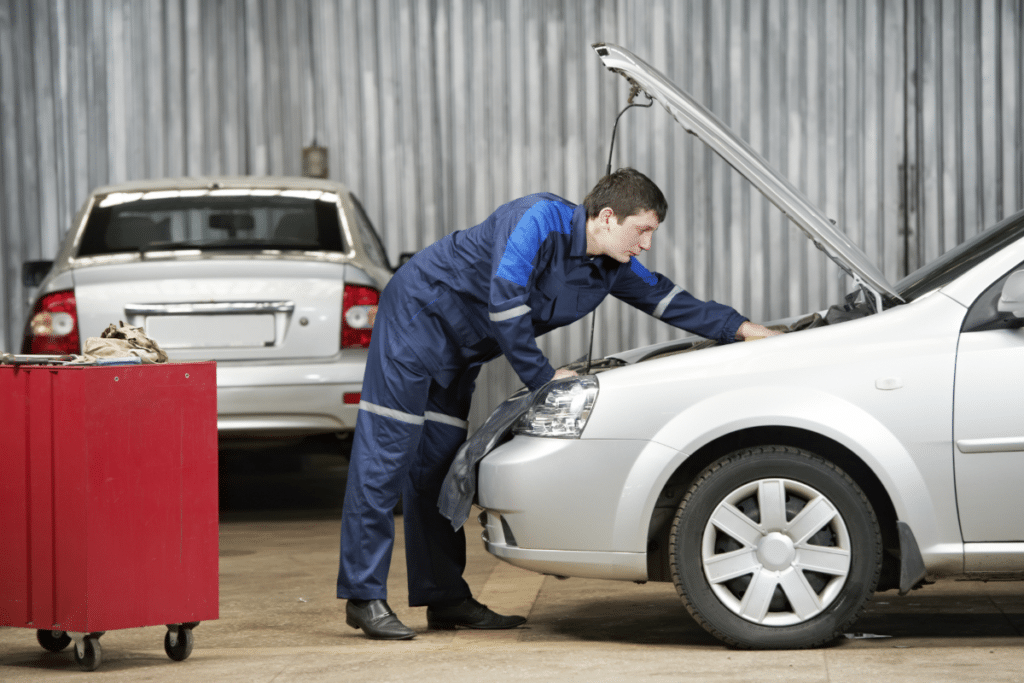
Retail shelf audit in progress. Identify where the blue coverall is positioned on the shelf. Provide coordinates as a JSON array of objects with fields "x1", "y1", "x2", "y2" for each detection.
[{"x1": 337, "y1": 193, "x2": 747, "y2": 606}]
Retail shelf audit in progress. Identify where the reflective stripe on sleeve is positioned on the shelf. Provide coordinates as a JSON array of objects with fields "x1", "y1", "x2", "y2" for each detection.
[
  {"x1": 358, "y1": 400, "x2": 425, "y2": 425},
  {"x1": 653, "y1": 286, "x2": 684, "y2": 319},
  {"x1": 489, "y1": 304, "x2": 531, "y2": 322},
  {"x1": 424, "y1": 411, "x2": 469, "y2": 430}
]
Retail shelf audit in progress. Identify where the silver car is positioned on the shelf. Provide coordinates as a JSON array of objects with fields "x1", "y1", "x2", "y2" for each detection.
[
  {"x1": 450, "y1": 44, "x2": 1024, "y2": 649},
  {"x1": 22, "y1": 176, "x2": 392, "y2": 441}
]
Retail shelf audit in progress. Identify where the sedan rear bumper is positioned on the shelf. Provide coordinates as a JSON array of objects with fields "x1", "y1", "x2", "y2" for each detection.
[{"x1": 214, "y1": 359, "x2": 365, "y2": 436}]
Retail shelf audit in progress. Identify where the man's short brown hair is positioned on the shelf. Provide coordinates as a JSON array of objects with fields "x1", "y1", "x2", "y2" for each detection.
[{"x1": 582, "y1": 168, "x2": 667, "y2": 222}]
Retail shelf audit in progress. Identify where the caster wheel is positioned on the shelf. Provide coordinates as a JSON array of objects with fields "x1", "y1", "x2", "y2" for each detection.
[
  {"x1": 36, "y1": 629, "x2": 71, "y2": 653},
  {"x1": 164, "y1": 626, "x2": 194, "y2": 661},
  {"x1": 73, "y1": 635, "x2": 102, "y2": 671}
]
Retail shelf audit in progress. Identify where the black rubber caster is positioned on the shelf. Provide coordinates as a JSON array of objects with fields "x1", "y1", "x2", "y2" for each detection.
[
  {"x1": 164, "y1": 625, "x2": 194, "y2": 661},
  {"x1": 36, "y1": 629, "x2": 71, "y2": 653}
]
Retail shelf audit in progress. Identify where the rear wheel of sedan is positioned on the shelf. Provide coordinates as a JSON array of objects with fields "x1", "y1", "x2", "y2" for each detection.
[{"x1": 669, "y1": 446, "x2": 881, "y2": 649}]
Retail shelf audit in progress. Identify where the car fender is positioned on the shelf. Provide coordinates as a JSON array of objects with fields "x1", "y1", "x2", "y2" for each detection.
[{"x1": 610, "y1": 386, "x2": 961, "y2": 573}]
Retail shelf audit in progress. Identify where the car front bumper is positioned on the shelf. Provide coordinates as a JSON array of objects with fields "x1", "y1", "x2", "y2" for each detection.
[{"x1": 476, "y1": 435, "x2": 683, "y2": 581}]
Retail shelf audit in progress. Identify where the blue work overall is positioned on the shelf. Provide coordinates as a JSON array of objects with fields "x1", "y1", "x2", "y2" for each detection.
[{"x1": 337, "y1": 194, "x2": 747, "y2": 606}]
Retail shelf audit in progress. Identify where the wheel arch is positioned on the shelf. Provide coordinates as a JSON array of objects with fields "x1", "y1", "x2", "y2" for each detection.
[{"x1": 645, "y1": 425, "x2": 901, "y2": 591}]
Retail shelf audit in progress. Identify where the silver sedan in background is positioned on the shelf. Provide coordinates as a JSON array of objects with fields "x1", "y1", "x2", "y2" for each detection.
[{"x1": 22, "y1": 176, "x2": 392, "y2": 443}]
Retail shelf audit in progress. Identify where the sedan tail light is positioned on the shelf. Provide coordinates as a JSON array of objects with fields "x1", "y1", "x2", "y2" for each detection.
[
  {"x1": 22, "y1": 289, "x2": 81, "y2": 355},
  {"x1": 342, "y1": 284, "x2": 379, "y2": 349}
]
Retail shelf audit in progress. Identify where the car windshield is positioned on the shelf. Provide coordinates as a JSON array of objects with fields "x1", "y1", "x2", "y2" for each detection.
[
  {"x1": 76, "y1": 190, "x2": 346, "y2": 257},
  {"x1": 895, "y1": 208, "x2": 1024, "y2": 301}
]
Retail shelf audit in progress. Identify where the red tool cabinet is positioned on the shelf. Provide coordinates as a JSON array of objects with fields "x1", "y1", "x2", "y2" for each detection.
[{"x1": 0, "y1": 361, "x2": 219, "y2": 670}]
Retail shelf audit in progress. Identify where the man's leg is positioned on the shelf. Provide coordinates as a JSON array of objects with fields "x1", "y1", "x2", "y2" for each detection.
[
  {"x1": 337, "y1": 409, "x2": 423, "y2": 600},
  {"x1": 401, "y1": 368, "x2": 526, "y2": 630},
  {"x1": 337, "y1": 320, "x2": 431, "y2": 639},
  {"x1": 401, "y1": 371, "x2": 476, "y2": 607}
]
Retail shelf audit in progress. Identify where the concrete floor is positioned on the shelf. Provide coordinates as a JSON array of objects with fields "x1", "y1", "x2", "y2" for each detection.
[{"x1": 2, "y1": 448, "x2": 1023, "y2": 682}]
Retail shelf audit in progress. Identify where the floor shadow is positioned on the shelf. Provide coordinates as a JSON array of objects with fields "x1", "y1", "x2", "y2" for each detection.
[
  {"x1": 540, "y1": 594, "x2": 721, "y2": 646},
  {"x1": 538, "y1": 590, "x2": 1024, "y2": 646},
  {"x1": 217, "y1": 435, "x2": 350, "y2": 520},
  {"x1": 854, "y1": 593, "x2": 1024, "y2": 638}
]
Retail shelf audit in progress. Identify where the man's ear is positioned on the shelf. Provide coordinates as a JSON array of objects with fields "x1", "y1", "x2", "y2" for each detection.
[{"x1": 599, "y1": 207, "x2": 616, "y2": 225}]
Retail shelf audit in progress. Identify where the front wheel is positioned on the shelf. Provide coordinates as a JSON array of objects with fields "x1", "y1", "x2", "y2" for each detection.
[{"x1": 670, "y1": 446, "x2": 882, "y2": 649}]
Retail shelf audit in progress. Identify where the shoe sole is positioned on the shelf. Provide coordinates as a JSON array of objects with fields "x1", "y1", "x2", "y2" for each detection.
[
  {"x1": 347, "y1": 616, "x2": 416, "y2": 640},
  {"x1": 426, "y1": 618, "x2": 526, "y2": 630}
]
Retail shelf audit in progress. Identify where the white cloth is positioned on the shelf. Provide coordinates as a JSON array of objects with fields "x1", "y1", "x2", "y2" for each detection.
[{"x1": 73, "y1": 321, "x2": 169, "y2": 364}]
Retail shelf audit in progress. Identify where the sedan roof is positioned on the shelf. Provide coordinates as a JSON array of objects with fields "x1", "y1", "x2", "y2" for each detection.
[{"x1": 88, "y1": 175, "x2": 353, "y2": 197}]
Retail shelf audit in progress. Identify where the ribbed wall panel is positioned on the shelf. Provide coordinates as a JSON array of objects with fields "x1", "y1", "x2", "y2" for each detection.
[{"x1": 1, "y1": 0, "x2": 1022, "y2": 429}]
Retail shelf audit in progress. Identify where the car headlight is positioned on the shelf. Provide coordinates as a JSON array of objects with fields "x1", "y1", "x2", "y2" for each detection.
[{"x1": 513, "y1": 375, "x2": 599, "y2": 439}]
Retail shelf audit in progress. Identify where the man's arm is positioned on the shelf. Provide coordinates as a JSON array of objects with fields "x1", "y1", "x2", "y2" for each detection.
[{"x1": 610, "y1": 259, "x2": 748, "y2": 344}]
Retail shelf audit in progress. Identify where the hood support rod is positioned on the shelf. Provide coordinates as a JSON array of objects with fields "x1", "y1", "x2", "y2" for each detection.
[{"x1": 586, "y1": 88, "x2": 654, "y2": 375}]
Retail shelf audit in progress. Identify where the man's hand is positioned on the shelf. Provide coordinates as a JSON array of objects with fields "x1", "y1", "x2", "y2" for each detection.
[
  {"x1": 736, "y1": 321, "x2": 783, "y2": 341},
  {"x1": 552, "y1": 368, "x2": 579, "y2": 380}
]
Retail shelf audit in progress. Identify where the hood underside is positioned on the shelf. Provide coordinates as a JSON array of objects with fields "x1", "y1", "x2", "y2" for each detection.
[{"x1": 592, "y1": 42, "x2": 901, "y2": 306}]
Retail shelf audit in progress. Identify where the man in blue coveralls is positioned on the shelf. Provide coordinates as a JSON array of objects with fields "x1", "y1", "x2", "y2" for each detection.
[{"x1": 339, "y1": 168, "x2": 779, "y2": 639}]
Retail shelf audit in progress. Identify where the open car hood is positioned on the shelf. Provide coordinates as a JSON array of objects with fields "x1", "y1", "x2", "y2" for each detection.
[{"x1": 593, "y1": 43, "x2": 901, "y2": 306}]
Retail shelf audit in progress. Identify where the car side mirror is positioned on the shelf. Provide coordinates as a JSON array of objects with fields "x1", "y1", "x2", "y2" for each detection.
[
  {"x1": 22, "y1": 260, "x2": 53, "y2": 288},
  {"x1": 996, "y1": 270, "x2": 1024, "y2": 318}
]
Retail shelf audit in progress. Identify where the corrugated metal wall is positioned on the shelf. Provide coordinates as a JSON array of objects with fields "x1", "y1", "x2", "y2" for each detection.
[
  {"x1": 2, "y1": 0, "x2": 1022, "y2": 429},
  {"x1": 907, "y1": 0, "x2": 1024, "y2": 270}
]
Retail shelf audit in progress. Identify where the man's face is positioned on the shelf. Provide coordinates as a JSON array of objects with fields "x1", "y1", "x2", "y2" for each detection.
[{"x1": 600, "y1": 208, "x2": 660, "y2": 263}]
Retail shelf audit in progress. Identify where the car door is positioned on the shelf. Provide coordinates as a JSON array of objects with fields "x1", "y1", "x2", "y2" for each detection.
[{"x1": 952, "y1": 263, "x2": 1024, "y2": 542}]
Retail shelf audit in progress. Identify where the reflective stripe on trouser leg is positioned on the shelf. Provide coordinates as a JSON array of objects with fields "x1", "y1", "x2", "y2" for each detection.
[
  {"x1": 403, "y1": 367, "x2": 479, "y2": 606},
  {"x1": 337, "y1": 319, "x2": 431, "y2": 601}
]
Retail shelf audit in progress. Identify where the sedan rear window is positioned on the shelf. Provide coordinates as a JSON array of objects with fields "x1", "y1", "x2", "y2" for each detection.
[
  {"x1": 349, "y1": 195, "x2": 391, "y2": 271},
  {"x1": 76, "y1": 191, "x2": 347, "y2": 257}
]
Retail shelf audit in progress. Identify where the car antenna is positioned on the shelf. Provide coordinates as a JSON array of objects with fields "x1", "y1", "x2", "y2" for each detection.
[{"x1": 585, "y1": 83, "x2": 653, "y2": 375}]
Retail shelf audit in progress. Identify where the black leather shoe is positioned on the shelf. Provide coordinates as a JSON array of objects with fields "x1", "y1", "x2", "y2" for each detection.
[
  {"x1": 426, "y1": 597, "x2": 526, "y2": 630},
  {"x1": 346, "y1": 599, "x2": 415, "y2": 640}
]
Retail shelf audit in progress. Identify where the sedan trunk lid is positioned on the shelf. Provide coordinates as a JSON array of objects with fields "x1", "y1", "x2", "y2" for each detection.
[{"x1": 71, "y1": 257, "x2": 346, "y2": 362}]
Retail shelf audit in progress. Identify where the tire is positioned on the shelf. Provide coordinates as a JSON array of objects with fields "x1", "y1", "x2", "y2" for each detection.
[
  {"x1": 670, "y1": 446, "x2": 882, "y2": 649},
  {"x1": 164, "y1": 625, "x2": 194, "y2": 661},
  {"x1": 36, "y1": 629, "x2": 71, "y2": 653},
  {"x1": 73, "y1": 634, "x2": 102, "y2": 671}
]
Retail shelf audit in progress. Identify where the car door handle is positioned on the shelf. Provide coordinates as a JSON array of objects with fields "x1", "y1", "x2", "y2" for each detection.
[
  {"x1": 124, "y1": 301, "x2": 295, "y2": 316},
  {"x1": 956, "y1": 437, "x2": 1024, "y2": 453}
]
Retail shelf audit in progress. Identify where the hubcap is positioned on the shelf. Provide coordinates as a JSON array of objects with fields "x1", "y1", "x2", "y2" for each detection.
[
  {"x1": 756, "y1": 532, "x2": 796, "y2": 571},
  {"x1": 701, "y1": 478, "x2": 852, "y2": 627}
]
